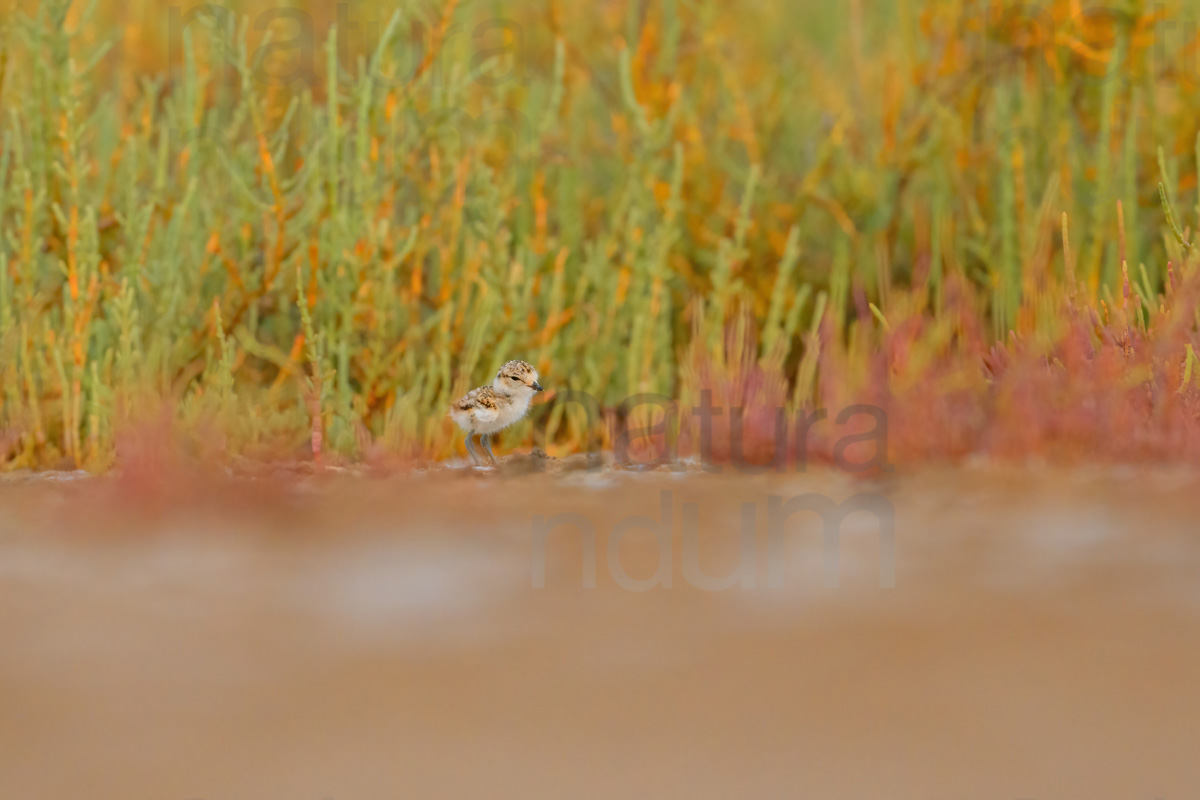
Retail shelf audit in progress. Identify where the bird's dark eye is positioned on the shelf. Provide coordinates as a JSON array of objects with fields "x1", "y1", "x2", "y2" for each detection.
[{"x1": 510, "y1": 375, "x2": 520, "y2": 381}]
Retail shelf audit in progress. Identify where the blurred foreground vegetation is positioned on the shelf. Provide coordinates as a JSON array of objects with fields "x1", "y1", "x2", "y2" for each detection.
[{"x1": 3, "y1": 0, "x2": 1200, "y2": 469}]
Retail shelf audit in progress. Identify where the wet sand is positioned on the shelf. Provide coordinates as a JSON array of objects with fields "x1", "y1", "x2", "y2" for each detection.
[{"x1": 2, "y1": 464, "x2": 1199, "y2": 798}]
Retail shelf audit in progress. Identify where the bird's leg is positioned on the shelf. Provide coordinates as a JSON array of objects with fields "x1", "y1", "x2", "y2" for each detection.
[
  {"x1": 465, "y1": 433, "x2": 483, "y2": 466},
  {"x1": 480, "y1": 433, "x2": 497, "y2": 464}
]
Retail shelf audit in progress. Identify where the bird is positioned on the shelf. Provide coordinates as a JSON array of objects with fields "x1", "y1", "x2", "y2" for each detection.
[{"x1": 449, "y1": 360, "x2": 544, "y2": 466}]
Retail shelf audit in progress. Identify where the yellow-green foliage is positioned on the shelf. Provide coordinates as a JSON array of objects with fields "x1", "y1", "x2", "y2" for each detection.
[{"x1": 1, "y1": 0, "x2": 1199, "y2": 468}]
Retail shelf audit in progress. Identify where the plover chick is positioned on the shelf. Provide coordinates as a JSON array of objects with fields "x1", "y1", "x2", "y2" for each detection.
[{"x1": 449, "y1": 360, "x2": 544, "y2": 466}]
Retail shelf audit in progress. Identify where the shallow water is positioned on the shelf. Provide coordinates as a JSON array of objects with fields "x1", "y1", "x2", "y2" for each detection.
[{"x1": 2, "y1": 466, "x2": 1199, "y2": 798}]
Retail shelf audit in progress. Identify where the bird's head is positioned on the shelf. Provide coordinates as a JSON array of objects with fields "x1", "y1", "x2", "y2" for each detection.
[{"x1": 494, "y1": 360, "x2": 543, "y2": 395}]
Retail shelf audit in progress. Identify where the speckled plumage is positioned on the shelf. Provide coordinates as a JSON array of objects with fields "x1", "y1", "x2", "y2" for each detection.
[{"x1": 449, "y1": 360, "x2": 543, "y2": 465}]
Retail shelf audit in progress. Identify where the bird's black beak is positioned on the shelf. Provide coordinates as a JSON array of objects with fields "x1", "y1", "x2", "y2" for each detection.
[{"x1": 532, "y1": 382, "x2": 544, "y2": 393}]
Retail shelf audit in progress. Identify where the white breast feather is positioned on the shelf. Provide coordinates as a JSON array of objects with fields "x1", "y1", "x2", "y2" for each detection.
[{"x1": 474, "y1": 405, "x2": 500, "y2": 424}]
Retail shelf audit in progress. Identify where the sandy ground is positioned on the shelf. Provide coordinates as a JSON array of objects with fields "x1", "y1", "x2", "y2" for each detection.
[{"x1": 2, "y1": 462, "x2": 1200, "y2": 799}]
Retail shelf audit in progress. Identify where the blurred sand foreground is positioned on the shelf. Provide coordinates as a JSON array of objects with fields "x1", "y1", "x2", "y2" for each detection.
[{"x1": 2, "y1": 464, "x2": 1200, "y2": 799}]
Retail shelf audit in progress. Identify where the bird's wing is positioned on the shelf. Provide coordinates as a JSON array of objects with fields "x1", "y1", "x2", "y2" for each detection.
[{"x1": 454, "y1": 387, "x2": 501, "y2": 423}]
